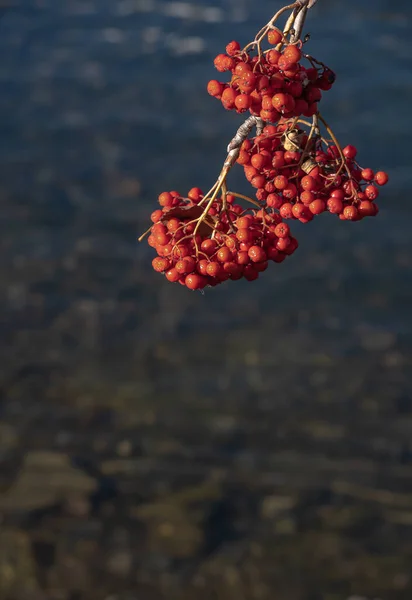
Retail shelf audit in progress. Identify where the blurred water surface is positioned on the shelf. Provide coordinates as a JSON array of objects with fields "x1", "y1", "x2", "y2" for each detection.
[{"x1": 1, "y1": 1, "x2": 412, "y2": 599}]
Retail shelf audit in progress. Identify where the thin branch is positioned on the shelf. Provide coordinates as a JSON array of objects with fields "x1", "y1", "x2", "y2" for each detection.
[{"x1": 290, "y1": 0, "x2": 319, "y2": 44}]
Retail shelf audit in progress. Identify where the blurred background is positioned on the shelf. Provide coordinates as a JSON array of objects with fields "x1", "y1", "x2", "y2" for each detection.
[{"x1": 1, "y1": 1, "x2": 412, "y2": 599}]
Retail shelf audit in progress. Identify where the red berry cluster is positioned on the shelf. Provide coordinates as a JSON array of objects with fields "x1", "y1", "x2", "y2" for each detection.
[
  {"x1": 148, "y1": 189, "x2": 298, "y2": 289},
  {"x1": 237, "y1": 121, "x2": 389, "y2": 222},
  {"x1": 143, "y1": 5, "x2": 389, "y2": 290},
  {"x1": 208, "y1": 32, "x2": 335, "y2": 121}
]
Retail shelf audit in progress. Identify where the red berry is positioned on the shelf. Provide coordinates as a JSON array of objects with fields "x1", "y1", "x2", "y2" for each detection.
[
  {"x1": 185, "y1": 274, "x2": 207, "y2": 290},
  {"x1": 221, "y1": 87, "x2": 238, "y2": 109},
  {"x1": 358, "y1": 200, "x2": 376, "y2": 217},
  {"x1": 364, "y1": 184, "x2": 379, "y2": 201},
  {"x1": 327, "y1": 197, "x2": 344, "y2": 214},
  {"x1": 151, "y1": 209, "x2": 163, "y2": 223},
  {"x1": 360, "y1": 168, "x2": 374, "y2": 181},
  {"x1": 152, "y1": 257, "x2": 170, "y2": 272},
  {"x1": 374, "y1": 171, "x2": 389, "y2": 185},
  {"x1": 279, "y1": 203, "x2": 294, "y2": 219},
  {"x1": 274, "y1": 175, "x2": 289, "y2": 190},
  {"x1": 243, "y1": 265, "x2": 259, "y2": 281},
  {"x1": 226, "y1": 40, "x2": 241, "y2": 56},
  {"x1": 201, "y1": 239, "x2": 217, "y2": 256},
  {"x1": 272, "y1": 93, "x2": 295, "y2": 114},
  {"x1": 343, "y1": 205, "x2": 359, "y2": 221},
  {"x1": 343, "y1": 145, "x2": 357, "y2": 159},
  {"x1": 274, "y1": 222, "x2": 290, "y2": 238},
  {"x1": 309, "y1": 198, "x2": 326, "y2": 215},
  {"x1": 188, "y1": 187, "x2": 203, "y2": 202},
  {"x1": 207, "y1": 80, "x2": 224, "y2": 98},
  {"x1": 300, "y1": 175, "x2": 318, "y2": 192},
  {"x1": 235, "y1": 94, "x2": 252, "y2": 112},
  {"x1": 248, "y1": 246, "x2": 267, "y2": 263},
  {"x1": 165, "y1": 268, "x2": 180, "y2": 282},
  {"x1": 267, "y1": 29, "x2": 283, "y2": 45},
  {"x1": 282, "y1": 44, "x2": 301, "y2": 64},
  {"x1": 206, "y1": 261, "x2": 223, "y2": 277},
  {"x1": 217, "y1": 246, "x2": 233, "y2": 263}
]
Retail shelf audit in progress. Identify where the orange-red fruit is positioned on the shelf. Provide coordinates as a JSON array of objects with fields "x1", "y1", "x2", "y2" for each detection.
[
  {"x1": 274, "y1": 222, "x2": 290, "y2": 238},
  {"x1": 226, "y1": 40, "x2": 241, "y2": 56},
  {"x1": 267, "y1": 28, "x2": 283, "y2": 45},
  {"x1": 152, "y1": 257, "x2": 170, "y2": 272},
  {"x1": 272, "y1": 93, "x2": 295, "y2": 114},
  {"x1": 151, "y1": 209, "x2": 163, "y2": 223},
  {"x1": 188, "y1": 187, "x2": 203, "y2": 202},
  {"x1": 206, "y1": 261, "x2": 223, "y2": 277},
  {"x1": 158, "y1": 191, "x2": 174, "y2": 207},
  {"x1": 374, "y1": 171, "x2": 389, "y2": 185},
  {"x1": 282, "y1": 44, "x2": 302, "y2": 64},
  {"x1": 248, "y1": 246, "x2": 267, "y2": 263},
  {"x1": 201, "y1": 239, "x2": 217, "y2": 256},
  {"x1": 207, "y1": 79, "x2": 224, "y2": 97},
  {"x1": 358, "y1": 200, "x2": 376, "y2": 217},
  {"x1": 327, "y1": 197, "x2": 344, "y2": 214},
  {"x1": 235, "y1": 94, "x2": 252, "y2": 112},
  {"x1": 343, "y1": 205, "x2": 359, "y2": 220},
  {"x1": 185, "y1": 274, "x2": 207, "y2": 290},
  {"x1": 165, "y1": 268, "x2": 180, "y2": 282},
  {"x1": 221, "y1": 87, "x2": 238, "y2": 110},
  {"x1": 243, "y1": 265, "x2": 259, "y2": 281},
  {"x1": 309, "y1": 198, "x2": 326, "y2": 215},
  {"x1": 217, "y1": 247, "x2": 233, "y2": 263}
]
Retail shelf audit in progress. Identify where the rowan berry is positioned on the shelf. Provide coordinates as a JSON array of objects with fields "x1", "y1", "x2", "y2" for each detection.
[
  {"x1": 309, "y1": 198, "x2": 326, "y2": 215},
  {"x1": 360, "y1": 168, "x2": 374, "y2": 181},
  {"x1": 152, "y1": 257, "x2": 170, "y2": 272},
  {"x1": 343, "y1": 144, "x2": 357, "y2": 159},
  {"x1": 248, "y1": 246, "x2": 267, "y2": 263},
  {"x1": 358, "y1": 200, "x2": 376, "y2": 217},
  {"x1": 342, "y1": 205, "x2": 358, "y2": 220},
  {"x1": 206, "y1": 261, "x2": 223, "y2": 277},
  {"x1": 226, "y1": 40, "x2": 240, "y2": 56},
  {"x1": 274, "y1": 222, "x2": 290, "y2": 238},
  {"x1": 164, "y1": 267, "x2": 180, "y2": 283},
  {"x1": 272, "y1": 93, "x2": 295, "y2": 114},
  {"x1": 207, "y1": 80, "x2": 224, "y2": 98},
  {"x1": 327, "y1": 197, "x2": 344, "y2": 214},
  {"x1": 235, "y1": 94, "x2": 253, "y2": 112},
  {"x1": 243, "y1": 265, "x2": 259, "y2": 281},
  {"x1": 374, "y1": 171, "x2": 389, "y2": 185},
  {"x1": 282, "y1": 44, "x2": 302, "y2": 64},
  {"x1": 365, "y1": 184, "x2": 379, "y2": 201},
  {"x1": 221, "y1": 87, "x2": 238, "y2": 109},
  {"x1": 279, "y1": 203, "x2": 294, "y2": 219},
  {"x1": 267, "y1": 28, "x2": 283, "y2": 45},
  {"x1": 274, "y1": 175, "x2": 289, "y2": 190},
  {"x1": 217, "y1": 246, "x2": 233, "y2": 263},
  {"x1": 185, "y1": 274, "x2": 207, "y2": 290}
]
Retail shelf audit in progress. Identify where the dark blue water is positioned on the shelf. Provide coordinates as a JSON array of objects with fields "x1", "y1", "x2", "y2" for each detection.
[{"x1": 1, "y1": 2, "x2": 412, "y2": 598}]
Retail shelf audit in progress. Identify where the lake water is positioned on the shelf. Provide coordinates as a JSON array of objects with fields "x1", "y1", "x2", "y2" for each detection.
[{"x1": 1, "y1": 1, "x2": 412, "y2": 599}]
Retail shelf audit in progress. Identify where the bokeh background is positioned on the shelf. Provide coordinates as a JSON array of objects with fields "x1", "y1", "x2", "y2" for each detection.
[{"x1": 1, "y1": 1, "x2": 412, "y2": 599}]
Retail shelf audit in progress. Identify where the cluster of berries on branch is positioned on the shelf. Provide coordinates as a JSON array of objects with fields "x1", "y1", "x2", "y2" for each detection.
[
  {"x1": 141, "y1": 0, "x2": 389, "y2": 290},
  {"x1": 208, "y1": 30, "x2": 335, "y2": 122},
  {"x1": 238, "y1": 118, "x2": 388, "y2": 222},
  {"x1": 148, "y1": 188, "x2": 297, "y2": 290}
]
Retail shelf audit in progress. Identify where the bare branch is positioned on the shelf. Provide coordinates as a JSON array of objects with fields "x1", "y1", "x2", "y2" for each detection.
[{"x1": 290, "y1": 0, "x2": 319, "y2": 43}]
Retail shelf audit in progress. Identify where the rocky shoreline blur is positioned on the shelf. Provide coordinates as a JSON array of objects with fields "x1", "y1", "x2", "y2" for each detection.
[{"x1": 1, "y1": 1, "x2": 412, "y2": 598}]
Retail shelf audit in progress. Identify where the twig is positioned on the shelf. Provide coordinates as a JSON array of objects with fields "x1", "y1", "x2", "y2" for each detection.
[{"x1": 290, "y1": 0, "x2": 319, "y2": 44}]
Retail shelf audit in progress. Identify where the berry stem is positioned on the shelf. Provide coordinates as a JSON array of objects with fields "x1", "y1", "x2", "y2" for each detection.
[
  {"x1": 243, "y1": 3, "x2": 297, "y2": 55},
  {"x1": 318, "y1": 113, "x2": 352, "y2": 185},
  {"x1": 226, "y1": 191, "x2": 261, "y2": 209},
  {"x1": 290, "y1": 0, "x2": 317, "y2": 44},
  {"x1": 137, "y1": 224, "x2": 153, "y2": 243}
]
